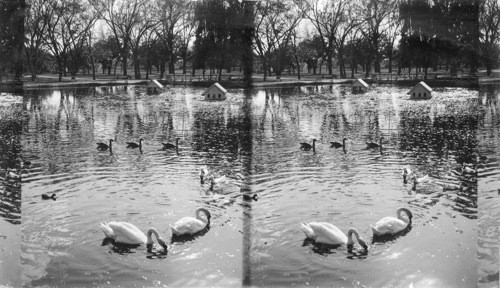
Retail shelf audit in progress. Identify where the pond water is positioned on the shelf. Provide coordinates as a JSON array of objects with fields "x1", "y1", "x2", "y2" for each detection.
[{"x1": 0, "y1": 83, "x2": 498, "y2": 287}]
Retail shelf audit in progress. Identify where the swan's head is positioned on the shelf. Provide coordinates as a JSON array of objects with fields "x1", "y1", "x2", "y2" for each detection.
[
  {"x1": 357, "y1": 238, "x2": 369, "y2": 252},
  {"x1": 156, "y1": 238, "x2": 168, "y2": 254}
]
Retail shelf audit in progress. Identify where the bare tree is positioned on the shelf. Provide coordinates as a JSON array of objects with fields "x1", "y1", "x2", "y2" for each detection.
[
  {"x1": 296, "y1": 0, "x2": 352, "y2": 75},
  {"x1": 25, "y1": 0, "x2": 53, "y2": 81},
  {"x1": 359, "y1": 0, "x2": 398, "y2": 76},
  {"x1": 45, "y1": 0, "x2": 96, "y2": 81},
  {"x1": 480, "y1": 0, "x2": 500, "y2": 76},
  {"x1": 253, "y1": 0, "x2": 302, "y2": 81},
  {"x1": 89, "y1": 0, "x2": 150, "y2": 77}
]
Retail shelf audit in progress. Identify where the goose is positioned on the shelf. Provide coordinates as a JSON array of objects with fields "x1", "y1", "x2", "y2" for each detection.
[
  {"x1": 402, "y1": 167, "x2": 412, "y2": 184},
  {"x1": 100, "y1": 221, "x2": 168, "y2": 252},
  {"x1": 171, "y1": 208, "x2": 211, "y2": 236},
  {"x1": 330, "y1": 138, "x2": 347, "y2": 149},
  {"x1": 370, "y1": 208, "x2": 412, "y2": 236},
  {"x1": 243, "y1": 194, "x2": 258, "y2": 201},
  {"x1": 41, "y1": 193, "x2": 57, "y2": 200},
  {"x1": 17, "y1": 158, "x2": 31, "y2": 168},
  {"x1": 162, "y1": 138, "x2": 180, "y2": 150},
  {"x1": 366, "y1": 137, "x2": 383, "y2": 149},
  {"x1": 300, "y1": 139, "x2": 317, "y2": 152},
  {"x1": 5, "y1": 168, "x2": 21, "y2": 179},
  {"x1": 97, "y1": 139, "x2": 114, "y2": 151},
  {"x1": 300, "y1": 222, "x2": 368, "y2": 251},
  {"x1": 126, "y1": 138, "x2": 144, "y2": 149},
  {"x1": 412, "y1": 174, "x2": 429, "y2": 191}
]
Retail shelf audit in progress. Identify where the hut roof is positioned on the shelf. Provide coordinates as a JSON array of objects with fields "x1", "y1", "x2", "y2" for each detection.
[
  {"x1": 204, "y1": 82, "x2": 227, "y2": 94},
  {"x1": 353, "y1": 78, "x2": 369, "y2": 87},
  {"x1": 147, "y1": 79, "x2": 163, "y2": 88},
  {"x1": 408, "y1": 81, "x2": 432, "y2": 94}
]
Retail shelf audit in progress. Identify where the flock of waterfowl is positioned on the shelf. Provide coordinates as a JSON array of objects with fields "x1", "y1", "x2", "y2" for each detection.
[
  {"x1": 94, "y1": 137, "x2": 252, "y2": 253},
  {"x1": 298, "y1": 136, "x2": 478, "y2": 253},
  {"x1": 3, "y1": 133, "x2": 478, "y2": 256}
]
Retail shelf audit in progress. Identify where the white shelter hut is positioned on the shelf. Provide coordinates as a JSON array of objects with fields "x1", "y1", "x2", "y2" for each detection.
[
  {"x1": 147, "y1": 79, "x2": 164, "y2": 93},
  {"x1": 203, "y1": 82, "x2": 227, "y2": 100},
  {"x1": 352, "y1": 78, "x2": 369, "y2": 93},
  {"x1": 408, "y1": 81, "x2": 432, "y2": 99}
]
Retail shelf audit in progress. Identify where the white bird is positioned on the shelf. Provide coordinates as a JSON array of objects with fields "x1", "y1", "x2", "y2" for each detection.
[
  {"x1": 170, "y1": 208, "x2": 211, "y2": 236},
  {"x1": 402, "y1": 167, "x2": 412, "y2": 184},
  {"x1": 461, "y1": 163, "x2": 476, "y2": 175},
  {"x1": 199, "y1": 166, "x2": 212, "y2": 184},
  {"x1": 100, "y1": 221, "x2": 168, "y2": 252},
  {"x1": 209, "y1": 174, "x2": 229, "y2": 191},
  {"x1": 412, "y1": 174, "x2": 430, "y2": 191},
  {"x1": 300, "y1": 222, "x2": 368, "y2": 251},
  {"x1": 370, "y1": 208, "x2": 413, "y2": 236},
  {"x1": 5, "y1": 168, "x2": 21, "y2": 180}
]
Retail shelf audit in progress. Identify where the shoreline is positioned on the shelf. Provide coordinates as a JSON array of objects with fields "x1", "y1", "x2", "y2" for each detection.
[{"x1": 1, "y1": 75, "x2": 498, "y2": 92}]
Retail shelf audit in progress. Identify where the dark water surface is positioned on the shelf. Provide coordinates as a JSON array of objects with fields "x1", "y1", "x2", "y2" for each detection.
[{"x1": 0, "y1": 83, "x2": 497, "y2": 287}]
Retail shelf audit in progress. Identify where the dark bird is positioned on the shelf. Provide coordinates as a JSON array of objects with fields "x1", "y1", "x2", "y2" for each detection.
[
  {"x1": 162, "y1": 138, "x2": 180, "y2": 150},
  {"x1": 97, "y1": 139, "x2": 114, "y2": 151},
  {"x1": 126, "y1": 138, "x2": 144, "y2": 149},
  {"x1": 330, "y1": 138, "x2": 347, "y2": 148},
  {"x1": 243, "y1": 194, "x2": 258, "y2": 201},
  {"x1": 42, "y1": 193, "x2": 57, "y2": 200},
  {"x1": 300, "y1": 139, "x2": 317, "y2": 152},
  {"x1": 366, "y1": 137, "x2": 383, "y2": 149}
]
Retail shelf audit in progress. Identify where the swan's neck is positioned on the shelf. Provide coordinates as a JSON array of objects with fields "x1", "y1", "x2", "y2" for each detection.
[
  {"x1": 209, "y1": 180, "x2": 214, "y2": 191},
  {"x1": 146, "y1": 228, "x2": 160, "y2": 245},
  {"x1": 146, "y1": 228, "x2": 168, "y2": 252},
  {"x1": 347, "y1": 228, "x2": 360, "y2": 245},
  {"x1": 412, "y1": 179, "x2": 417, "y2": 190},
  {"x1": 196, "y1": 208, "x2": 211, "y2": 223},
  {"x1": 200, "y1": 175, "x2": 205, "y2": 184},
  {"x1": 397, "y1": 208, "x2": 412, "y2": 223}
]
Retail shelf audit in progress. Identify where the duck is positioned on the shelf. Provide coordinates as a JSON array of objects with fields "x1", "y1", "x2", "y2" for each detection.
[
  {"x1": 300, "y1": 139, "x2": 317, "y2": 152},
  {"x1": 243, "y1": 194, "x2": 258, "y2": 201},
  {"x1": 330, "y1": 138, "x2": 347, "y2": 149},
  {"x1": 170, "y1": 208, "x2": 211, "y2": 236},
  {"x1": 126, "y1": 138, "x2": 144, "y2": 149},
  {"x1": 370, "y1": 207, "x2": 412, "y2": 236},
  {"x1": 41, "y1": 193, "x2": 57, "y2": 200},
  {"x1": 162, "y1": 138, "x2": 180, "y2": 150},
  {"x1": 300, "y1": 222, "x2": 368, "y2": 251},
  {"x1": 100, "y1": 221, "x2": 168, "y2": 252},
  {"x1": 412, "y1": 174, "x2": 430, "y2": 191},
  {"x1": 366, "y1": 137, "x2": 383, "y2": 149},
  {"x1": 402, "y1": 167, "x2": 412, "y2": 184},
  {"x1": 5, "y1": 168, "x2": 21, "y2": 180},
  {"x1": 97, "y1": 139, "x2": 114, "y2": 151}
]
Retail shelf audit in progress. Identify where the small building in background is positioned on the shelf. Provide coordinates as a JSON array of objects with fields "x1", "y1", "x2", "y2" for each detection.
[
  {"x1": 408, "y1": 81, "x2": 432, "y2": 99},
  {"x1": 203, "y1": 82, "x2": 227, "y2": 100},
  {"x1": 147, "y1": 79, "x2": 164, "y2": 93},
  {"x1": 352, "y1": 78, "x2": 369, "y2": 94}
]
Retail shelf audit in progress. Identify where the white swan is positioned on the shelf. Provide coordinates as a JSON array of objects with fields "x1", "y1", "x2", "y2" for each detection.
[
  {"x1": 5, "y1": 168, "x2": 21, "y2": 179},
  {"x1": 300, "y1": 222, "x2": 368, "y2": 251},
  {"x1": 199, "y1": 166, "x2": 212, "y2": 184},
  {"x1": 370, "y1": 208, "x2": 412, "y2": 236},
  {"x1": 100, "y1": 221, "x2": 168, "y2": 251},
  {"x1": 209, "y1": 175, "x2": 228, "y2": 191},
  {"x1": 412, "y1": 174, "x2": 429, "y2": 191},
  {"x1": 170, "y1": 208, "x2": 211, "y2": 236},
  {"x1": 461, "y1": 163, "x2": 476, "y2": 175},
  {"x1": 402, "y1": 167, "x2": 412, "y2": 184}
]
